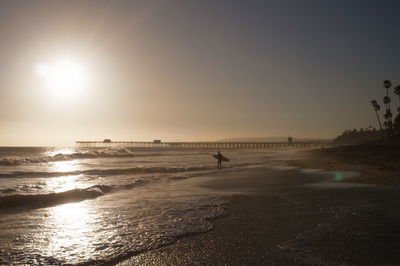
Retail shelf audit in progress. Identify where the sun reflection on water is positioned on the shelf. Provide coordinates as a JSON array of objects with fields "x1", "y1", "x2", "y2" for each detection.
[
  {"x1": 49, "y1": 160, "x2": 80, "y2": 173},
  {"x1": 45, "y1": 160, "x2": 90, "y2": 192},
  {"x1": 45, "y1": 148, "x2": 76, "y2": 157},
  {"x1": 45, "y1": 175, "x2": 88, "y2": 192},
  {"x1": 44, "y1": 201, "x2": 99, "y2": 261}
]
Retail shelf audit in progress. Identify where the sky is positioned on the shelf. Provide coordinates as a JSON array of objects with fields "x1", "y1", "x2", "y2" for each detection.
[{"x1": 1, "y1": 0, "x2": 400, "y2": 146}]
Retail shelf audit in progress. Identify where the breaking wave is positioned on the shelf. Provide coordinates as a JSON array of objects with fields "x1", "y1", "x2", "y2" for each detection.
[
  {"x1": 0, "y1": 148, "x2": 209, "y2": 166},
  {"x1": 0, "y1": 185, "x2": 112, "y2": 211},
  {"x1": 0, "y1": 166, "x2": 213, "y2": 179}
]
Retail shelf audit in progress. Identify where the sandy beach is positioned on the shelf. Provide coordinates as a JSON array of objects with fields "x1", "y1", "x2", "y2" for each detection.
[
  {"x1": 291, "y1": 143, "x2": 400, "y2": 185},
  {"x1": 118, "y1": 152, "x2": 400, "y2": 266},
  {"x1": 2, "y1": 1, "x2": 400, "y2": 265}
]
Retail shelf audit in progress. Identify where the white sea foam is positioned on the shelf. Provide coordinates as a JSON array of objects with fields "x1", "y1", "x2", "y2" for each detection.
[{"x1": 0, "y1": 146, "x2": 284, "y2": 264}]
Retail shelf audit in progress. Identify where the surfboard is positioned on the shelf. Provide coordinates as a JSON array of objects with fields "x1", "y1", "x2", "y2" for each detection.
[{"x1": 213, "y1": 154, "x2": 230, "y2": 162}]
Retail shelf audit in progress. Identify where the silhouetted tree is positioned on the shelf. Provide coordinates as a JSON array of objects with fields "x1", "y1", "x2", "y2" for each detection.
[
  {"x1": 394, "y1": 85, "x2": 400, "y2": 113},
  {"x1": 383, "y1": 80, "x2": 393, "y2": 133},
  {"x1": 371, "y1": 100, "x2": 383, "y2": 131},
  {"x1": 384, "y1": 79, "x2": 392, "y2": 90},
  {"x1": 394, "y1": 114, "x2": 400, "y2": 137}
]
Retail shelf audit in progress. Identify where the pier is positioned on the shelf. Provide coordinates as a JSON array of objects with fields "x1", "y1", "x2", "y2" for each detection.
[{"x1": 75, "y1": 140, "x2": 331, "y2": 149}]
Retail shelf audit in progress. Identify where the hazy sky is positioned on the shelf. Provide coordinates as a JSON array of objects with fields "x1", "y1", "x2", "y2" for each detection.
[{"x1": 1, "y1": 0, "x2": 400, "y2": 146}]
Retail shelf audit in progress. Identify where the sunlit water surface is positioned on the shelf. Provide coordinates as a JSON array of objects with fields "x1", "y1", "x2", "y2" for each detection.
[{"x1": 0, "y1": 147, "x2": 293, "y2": 264}]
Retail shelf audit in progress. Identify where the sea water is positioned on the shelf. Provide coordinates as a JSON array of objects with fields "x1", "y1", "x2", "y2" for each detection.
[{"x1": 0, "y1": 146, "x2": 282, "y2": 264}]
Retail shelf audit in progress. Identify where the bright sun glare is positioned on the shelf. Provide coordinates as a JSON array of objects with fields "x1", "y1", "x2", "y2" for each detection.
[{"x1": 35, "y1": 59, "x2": 88, "y2": 99}]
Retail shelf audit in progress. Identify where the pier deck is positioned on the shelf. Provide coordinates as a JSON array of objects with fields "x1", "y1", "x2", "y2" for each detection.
[{"x1": 75, "y1": 141, "x2": 331, "y2": 149}]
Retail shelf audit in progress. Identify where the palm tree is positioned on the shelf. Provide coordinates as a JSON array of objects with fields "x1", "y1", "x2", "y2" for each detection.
[
  {"x1": 384, "y1": 80, "x2": 392, "y2": 90},
  {"x1": 383, "y1": 80, "x2": 392, "y2": 110},
  {"x1": 371, "y1": 100, "x2": 383, "y2": 131},
  {"x1": 394, "y1": 85, "x2": 400, "y2": 112},
  {"x1": 383, "y1": 95, "x2": 391, "y2": 105},
  {"x1": 384, "y1": 109, "x2": 392, "y2": 122},
  {"x1": 382, "y1": 80, "x2": 393, "y2": 131}
]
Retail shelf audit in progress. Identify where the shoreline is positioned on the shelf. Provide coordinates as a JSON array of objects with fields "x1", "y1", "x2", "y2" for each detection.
[
  {"x1": 116, "y1": 146, "x2": 400, "y2": 265},
  {"x1": 117, "y1": 194, "x2": 301, "y2": 266},
  {"x1": 117, "y1": 166, "x2": 319, "y2": 266},
  {"x1": 290, "y1": 145, "x2": 400, "y2": 185}
]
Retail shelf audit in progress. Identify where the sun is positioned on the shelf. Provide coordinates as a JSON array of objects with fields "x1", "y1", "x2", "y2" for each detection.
[{"x1": 35, "y1": 59, "x2": 89, "y2": 99}]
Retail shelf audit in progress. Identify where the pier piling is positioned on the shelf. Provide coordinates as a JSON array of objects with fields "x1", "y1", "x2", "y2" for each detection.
[{"x1": 75, "y1": 140, "x2": 331, "y2": 149}]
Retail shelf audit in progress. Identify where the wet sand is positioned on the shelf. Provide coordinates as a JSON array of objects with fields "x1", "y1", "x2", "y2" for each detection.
[
  {"x1": 291, "y1": 144, "x2": 400, "y2": 185},
  {"x1": 118, "y1": 164, "x2": 400, "y2": 265}
]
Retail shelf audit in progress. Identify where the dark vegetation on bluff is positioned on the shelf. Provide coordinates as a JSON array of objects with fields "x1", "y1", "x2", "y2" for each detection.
[{"x1": 334, "y1": 80, "x2": 400, "y2": 145}]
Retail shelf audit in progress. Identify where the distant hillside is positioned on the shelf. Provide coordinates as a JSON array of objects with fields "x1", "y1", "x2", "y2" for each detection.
[{"x1": 218, "y1": 137, "x2": 332, "y2": 143}]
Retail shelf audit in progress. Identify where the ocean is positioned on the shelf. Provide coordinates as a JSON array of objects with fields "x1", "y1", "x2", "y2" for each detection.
[{"x1": 0, "y1": 146, "x2": 284, "y2": 264}]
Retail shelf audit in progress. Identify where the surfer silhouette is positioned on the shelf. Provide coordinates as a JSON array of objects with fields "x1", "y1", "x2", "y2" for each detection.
[
  {"x1": 213, "y1": 151, "x2": 229, "y2": 168},
  {"x1": 216, "y1": 151, "x2": 223, "y2": 168}
]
